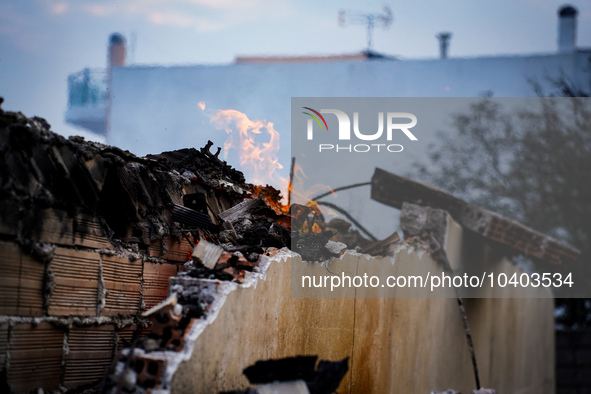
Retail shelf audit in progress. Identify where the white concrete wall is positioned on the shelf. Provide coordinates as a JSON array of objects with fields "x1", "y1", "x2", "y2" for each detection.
[{"x1": 109, "y1": 50, "x2": 591, "y2": 164}]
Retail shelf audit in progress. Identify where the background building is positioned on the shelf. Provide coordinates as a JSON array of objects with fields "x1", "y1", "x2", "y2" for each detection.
[{"x1": 66, "y1": 5, "x2": 590, "y2": 166}]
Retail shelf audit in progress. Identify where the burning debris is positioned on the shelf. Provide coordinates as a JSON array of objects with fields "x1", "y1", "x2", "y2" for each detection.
[
  {"x1": 0, "y1": 100, "x2": 299, "y2": 393},
  {"x1": 0, "y1": 99, "x2": 559, "y2": 393},
  {"x1": 0, "y1": 99, "x2": 386, "y2": 393},
  {"x1": 371, "y1": 168, "x2": 580, "y2": 265}
]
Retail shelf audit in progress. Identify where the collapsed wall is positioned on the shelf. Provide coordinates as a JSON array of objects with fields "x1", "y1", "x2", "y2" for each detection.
[
  {"x1": 0, "y1": 100, "x2": 560, "y2": 393},
  {"x1": 0, "y1": 101, "x2": 286, "y2": 392},
  {"x1": 169, "y1": 214, "x2": 555, "y2": 393}
]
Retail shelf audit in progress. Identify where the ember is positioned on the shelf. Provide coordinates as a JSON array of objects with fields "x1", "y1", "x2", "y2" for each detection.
[{"x1": 208, "y1": 106, "x2": 287, "y2": 198}]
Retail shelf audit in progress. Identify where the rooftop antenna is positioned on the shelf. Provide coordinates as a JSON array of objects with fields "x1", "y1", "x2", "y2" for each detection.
[
  {"x1": 129, "y1": 32, "x2": 137, "y2": 64},
  {"x1": 338, "y1": 5, "x2": 393, "y2": 53}
]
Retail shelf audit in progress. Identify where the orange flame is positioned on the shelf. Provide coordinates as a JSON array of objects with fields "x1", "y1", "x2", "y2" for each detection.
[
  {"x1": 199, "y1": 104, "x2": 337, "y2": 226},
  {"x1": 210, "y1": 109, "x2": 286, "y2": 192},
  {"x1": 287, "y1": 162, "x2": 341, "y2": 233},
  {"x1": 289, "y1": 162, "x2": 334, "y2": 209}
]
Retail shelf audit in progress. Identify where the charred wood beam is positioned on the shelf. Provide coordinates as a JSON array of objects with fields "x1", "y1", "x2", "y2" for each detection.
[
  {"x1": 371, "y1": 167, "x2": 579, "y2": 265},
  {"x1": 172, "y1": 204, "x2": 218, "y2": 231},
  {"x1": 218, "y1": 198, "x2": 265, "y2": 223}
]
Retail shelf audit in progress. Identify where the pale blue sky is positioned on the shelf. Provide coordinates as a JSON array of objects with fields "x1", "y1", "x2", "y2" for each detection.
[{"x1": 1, "y1": 0, "x2": 590, "y2": 141}]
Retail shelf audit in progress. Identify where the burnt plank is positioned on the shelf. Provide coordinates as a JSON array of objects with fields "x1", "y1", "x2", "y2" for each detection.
[
  {"x1": 371, "y1": 167, "x2": 579, "y2": 265},
  {"x1": 172, "y1": 204, "x2": 217, "y2": 230}
]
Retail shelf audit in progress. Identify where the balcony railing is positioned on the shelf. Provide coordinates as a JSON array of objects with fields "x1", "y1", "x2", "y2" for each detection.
[
  {"x1": 67, "y1": 68, "x2": 107, "y2": 108},
  {"x1": 65, "y1": 68, "x2": 107, "y2": 135}
]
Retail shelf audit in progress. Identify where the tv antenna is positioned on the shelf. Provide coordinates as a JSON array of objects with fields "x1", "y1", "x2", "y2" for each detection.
[{"x1": 338, "y1": 6, "x2": 393, "y2": 52}]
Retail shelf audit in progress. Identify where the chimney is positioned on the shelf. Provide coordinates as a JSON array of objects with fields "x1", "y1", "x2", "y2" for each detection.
[
  {"x1": 108, "y1": 33, "x2": 126, "y2": 68},
  {"x1": 558, "y1": 5, "x2": 578, "y2": 53},
  {"x1": 436, "y1": 32, "x2": 452, "y2": 59}
]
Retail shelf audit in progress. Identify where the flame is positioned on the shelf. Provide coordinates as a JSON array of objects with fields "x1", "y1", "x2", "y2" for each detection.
[
  {"x1": 200, "y1": 105, "x2": 339, "y2": 230},
  {"x1": 250, "y1": 184, "x2": 286, "y2": 215},
  {"x1": 289, "y1": 162, "x2": 334, "y2": 204},
  {"x1": 210, "y1": 108, "x2": 287, "y2": 197},
  {"x1": 287, "y1": 161, "x2": 341, "y2": 234},
  {"x1": 198, "y1": 104, "x2": 290, "y2": 212}
]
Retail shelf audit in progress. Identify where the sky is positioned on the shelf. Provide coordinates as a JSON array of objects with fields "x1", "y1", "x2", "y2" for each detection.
[{"x1": 1, "y1": 0, "x2": 590, "y2": 143}]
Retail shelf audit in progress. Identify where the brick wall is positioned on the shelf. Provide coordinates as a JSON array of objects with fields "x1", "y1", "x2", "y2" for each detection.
[
  {"x1": 0, "y1": 106, "x2": 247, "y2": 392},
  {"x1": 0, "y1": 229, "x2": 190, "y2": 392},
  {"x1": 0, "y1": 229, "x2": 188, "y2": 392}
]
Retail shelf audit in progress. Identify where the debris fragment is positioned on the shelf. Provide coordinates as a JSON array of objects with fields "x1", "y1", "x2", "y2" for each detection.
[
  {"x1": 324, "y1": 240, "x2": 347, "y2": 256},
  {"x1": 360, "y1": 231, "x2": 400, "y2": 255},
  {"x1": 192, "y1": 239, "x2": 224, "y2": 269},
  {"x1": 229, "y1": 356, "x2": 349, "y2": 394},
  {"x1": 172, "y1": 203, "x2": 218, "y2": 230},
  {"x1": 372, "y1": 167, "x2": 579, "y2": 265}
]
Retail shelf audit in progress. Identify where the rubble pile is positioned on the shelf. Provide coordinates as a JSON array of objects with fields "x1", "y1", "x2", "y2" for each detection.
[
  {"x1": 0, "y1": 100, "x2": 294, "y2": 393},
  {"x1": 0, "y1": 100, "x2": 367, "y2": 393},
  {"x1": 0, "y1": 98, "x2": 571, "y2": 393}
]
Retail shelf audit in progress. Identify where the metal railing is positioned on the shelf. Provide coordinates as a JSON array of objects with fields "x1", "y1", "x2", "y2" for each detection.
[{"x1": 67, "y1": 68, "x2": 107, "y2": 107}]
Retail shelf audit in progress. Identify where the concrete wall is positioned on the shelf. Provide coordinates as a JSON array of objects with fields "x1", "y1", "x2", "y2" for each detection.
[{"x1": 171, "y1": 223, "x2": 555, "y2": 393}]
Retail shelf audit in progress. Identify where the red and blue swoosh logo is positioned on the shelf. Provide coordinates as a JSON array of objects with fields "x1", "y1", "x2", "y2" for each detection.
[{"x1": 302, "y1": 107, "x2": 328, "y2": 131}]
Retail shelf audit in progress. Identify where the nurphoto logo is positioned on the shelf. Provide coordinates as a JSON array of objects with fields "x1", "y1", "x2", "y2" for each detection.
[{"x1": 303, "y1": 107, "x2": 418, "y2": 153}]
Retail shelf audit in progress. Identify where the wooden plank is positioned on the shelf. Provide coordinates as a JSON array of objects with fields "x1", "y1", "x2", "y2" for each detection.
[
  {"x1": 4, "y1": 150, "x2": 39, "y2": 198},
  {"x1": 48, "y1": 248, "x2": 100, "y2": 316},
  {"x1": 100, "y1": 255, "x2": 142, "y2": 316},
  {"x1": 371, "y1": 167, "x2": 579, "y2": 265},
  {"x1": 52, "y1": 145, "x2": 100, "y2": 211},
  {"x1": 172, "y1": 204, "x2": 217, "y2": 230},
  {"x1": 82, "y1": 154, "x2": 108, "y2": 192},
  {"x1": 7, "y1": 322, "x2": 64, "y2": 392}
]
